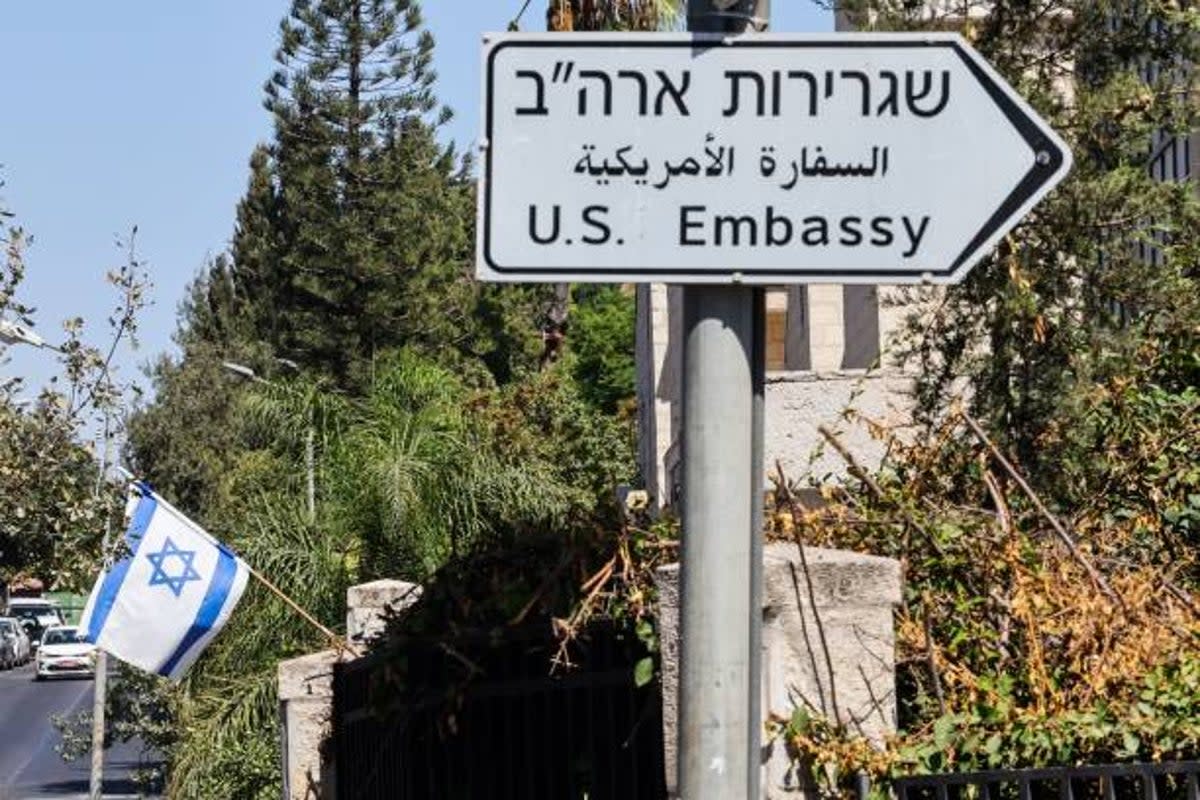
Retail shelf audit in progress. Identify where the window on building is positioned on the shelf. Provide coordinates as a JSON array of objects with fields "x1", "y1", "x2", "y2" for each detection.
[
  {"x1": 842, "y1": 285, "x2": 881, "y2": 369},
  {"x1": 765, "y1": 289, "x2": 788, "y2": 371},
  {"x1": 784, "y1": 286, "x2": 811, "y2": 371}
]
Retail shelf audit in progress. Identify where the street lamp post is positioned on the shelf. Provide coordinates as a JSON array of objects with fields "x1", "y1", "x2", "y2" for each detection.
[{"x1": 222, "y1": 361, "x2": 316, "y2": 523}]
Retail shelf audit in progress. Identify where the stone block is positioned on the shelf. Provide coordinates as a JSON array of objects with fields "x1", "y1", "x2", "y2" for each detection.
[
  {"x1": 346, "y1": 578, "x2": 422, "y2": 644},
  {"x1": 279, "y1": 649, "x2": 342, "y2": 800},
  {"x1": 656, "y1": 544, "x2": 902, "y2": 798}
]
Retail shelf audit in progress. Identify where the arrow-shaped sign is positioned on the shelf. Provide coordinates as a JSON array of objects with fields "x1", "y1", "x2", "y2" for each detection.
[{"x1": 478, "y1": 32, "x2": 1072, "y2": 284}]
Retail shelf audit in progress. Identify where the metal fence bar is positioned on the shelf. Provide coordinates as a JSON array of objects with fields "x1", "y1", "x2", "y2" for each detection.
[{"x1": 1144, "y1": 767, "x2": 1160, "y2": 800}]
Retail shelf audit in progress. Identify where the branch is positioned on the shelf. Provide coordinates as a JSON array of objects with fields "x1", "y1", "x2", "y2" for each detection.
[
  {"x1": 959, "y1": 408, "x2": 1120, "y2": 606},
  {"x1": 921, "y1": 594, "x2": 947, "y2": 716},
  {"x1": 775, "y1": 461, "x2": 842, "y2": 727},
  {"x1": 70, "y1": 229, "x2": 147, "y2": 419},
  {"x1": 815, "y1": 425, "x2": 945, "y2": 556}
]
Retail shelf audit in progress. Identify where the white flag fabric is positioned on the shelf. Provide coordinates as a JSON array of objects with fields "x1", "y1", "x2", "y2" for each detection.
[{"x1": 79, "y1": 482, "x2": 250, "y2": 680}]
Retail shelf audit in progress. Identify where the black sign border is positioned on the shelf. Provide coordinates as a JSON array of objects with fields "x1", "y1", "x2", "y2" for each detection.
[{"x1": 482, "y1": 37, "x2": 1067, "y2": 281}]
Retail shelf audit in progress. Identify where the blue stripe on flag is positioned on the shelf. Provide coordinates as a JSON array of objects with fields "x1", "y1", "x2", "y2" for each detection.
[
  {"x1": 85, "y1": 492, "x2": 158, "y2": 644},
  {"x1": 157, "y1": 545, "x2": 239, "y2": 677}
]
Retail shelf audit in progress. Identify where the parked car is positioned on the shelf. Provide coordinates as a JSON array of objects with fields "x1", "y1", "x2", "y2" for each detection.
[
  {"x1": 5, "y1": 598, "x2": 66, "y2": 651},
  {"x1": 0, "y1": 617, "x2": 32, "y2": 666},
  {"x1": 0, "y1": 630, "x2": 15, "y2": 670},
  {"x1": 34, "y1": 626, "x2": 96, "y2": 680}
]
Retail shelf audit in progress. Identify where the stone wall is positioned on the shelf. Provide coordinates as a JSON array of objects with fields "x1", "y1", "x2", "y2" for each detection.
[
  {"x1": 655, "y1": 544, "x2": 902, "y2": 798},
  {"x1": 635, "y1": 279, "x2": 925, "y2": 508},
  {"x1": 765, "y1": 369, "x2": 916, "y2": 482},
  {"x1": 635, "y1": 283, "x2": 684, "y2": 508}
]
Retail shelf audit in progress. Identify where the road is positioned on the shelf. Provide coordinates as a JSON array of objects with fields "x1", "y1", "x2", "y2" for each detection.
[{"x1": 0, "y1": 663, "x2": 151, "y2": 800}]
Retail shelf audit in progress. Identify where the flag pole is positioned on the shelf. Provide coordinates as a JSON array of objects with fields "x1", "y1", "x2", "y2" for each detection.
[{"x1": 243, "y1": 564, "x2": 360, "y2": 656}]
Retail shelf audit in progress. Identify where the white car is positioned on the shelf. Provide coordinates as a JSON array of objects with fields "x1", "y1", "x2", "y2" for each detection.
[
  {"x1": 6, "y1": 598, "x2": 66, "y2": 650},
  {"x1": 34, "y1": 626, "x2": 96, "y2": 680}
]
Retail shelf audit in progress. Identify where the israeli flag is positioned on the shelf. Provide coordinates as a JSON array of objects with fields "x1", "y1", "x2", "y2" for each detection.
[{"x1": 79, "y1": 483, "x2": 250, "y2": 680}]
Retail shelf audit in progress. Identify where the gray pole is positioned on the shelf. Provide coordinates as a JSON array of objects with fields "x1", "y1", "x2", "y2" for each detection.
[
  {"x1": 679, "y1": 286, "x2": 754, "y2": 799},
  {"x1": 90, "y1": 413, "x2": 113, "y2": 800},
  {"x1": 679, "y1": 6, "x2": 768, "y2": 798},
  {"x1": 749, "y1": 286, "x2": 765, "y2": 800},
  {"x1": 90, "y1": 640, "x2": 108, "y2": 800}
]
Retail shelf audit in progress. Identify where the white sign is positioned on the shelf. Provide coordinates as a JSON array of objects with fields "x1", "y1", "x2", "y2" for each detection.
[{"x1": 477, "y1": 33, "x2": 1072, "y2": 284}]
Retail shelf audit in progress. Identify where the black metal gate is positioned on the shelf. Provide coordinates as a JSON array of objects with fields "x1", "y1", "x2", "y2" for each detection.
[
  {"x1": 332, "y1": 622, "x2": 666, "y2": 800},
  {"x1": 893, "y1": 762, "x2": 1200, "y2": 800}
]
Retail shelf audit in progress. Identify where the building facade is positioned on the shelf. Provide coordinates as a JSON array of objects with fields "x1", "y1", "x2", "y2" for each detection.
[{"x1": 635, "y1": 279, "x2": 920, "y2": 508}]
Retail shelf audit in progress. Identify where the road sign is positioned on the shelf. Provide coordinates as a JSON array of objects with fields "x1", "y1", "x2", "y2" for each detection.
[{"x1": 478, "y1": 32, "x2": 1072, "y2": 284}]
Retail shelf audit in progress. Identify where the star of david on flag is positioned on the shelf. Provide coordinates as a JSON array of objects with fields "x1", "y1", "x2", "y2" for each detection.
[
  {"x1": 79, "y1": 483, "x2": 250, "y2": 680},
  {"x1": 146, "y1": 538, "x2": 203, "y2": 596}
]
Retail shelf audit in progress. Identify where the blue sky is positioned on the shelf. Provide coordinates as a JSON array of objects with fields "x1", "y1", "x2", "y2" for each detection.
[{"x1": 0, "y1": 1, "x2": 831, "y2": 413}]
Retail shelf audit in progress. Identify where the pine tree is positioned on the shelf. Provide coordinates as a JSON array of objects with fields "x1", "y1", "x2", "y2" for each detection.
[
  {"x1": 223, "y1": 146, "x2": 281, "y2": 346},
  {"x1": 229, "y1": 0, "x2": 481, "y2": 385}
]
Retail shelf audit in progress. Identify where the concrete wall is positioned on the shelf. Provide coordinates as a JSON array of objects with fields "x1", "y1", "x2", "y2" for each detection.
[{"x1": 655, "y1": 544, "x2": 902, "y2": 799}]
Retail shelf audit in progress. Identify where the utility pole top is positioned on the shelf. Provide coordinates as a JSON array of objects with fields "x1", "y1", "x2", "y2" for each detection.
[{"x1": 688, "y1": 0, "x2": 768, "y2": 33}]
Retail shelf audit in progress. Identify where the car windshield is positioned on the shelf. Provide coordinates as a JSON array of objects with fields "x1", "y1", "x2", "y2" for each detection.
[
  {"x1": 41, "y1": 629, "x2": 86, "y2": 646},
  {"x1": 10, "y1": 605, "x2": 55, "y2": 620}
]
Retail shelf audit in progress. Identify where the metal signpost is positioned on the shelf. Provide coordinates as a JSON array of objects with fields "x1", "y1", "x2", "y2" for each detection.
[{"x1": 479, "y1": 18, "x2": 1070, "y2": 798}]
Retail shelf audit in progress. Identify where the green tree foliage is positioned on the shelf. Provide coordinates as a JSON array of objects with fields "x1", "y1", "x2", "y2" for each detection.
[
  {"x1": 126, "y1": 344, "x2": 259, "y2": 517},
  {"x1": 131, "y1": 0, "x2": 558, "y2": 516},
  {"x1": 114, "y1": 3, "x2": 640, "y2": 793},
  {"x1": 0, "y1": 398, "x2": 104, "y2": 585},
  {"x1": 325, "y1": 353, "x2": 546, "y2": 577},
  {"x1": 567, "y1": 285, "x2": 636, "y2": 414},
  {"x1": 868, "y1": 0, "x2": 1200, "y2": 504},
  {"x1": 137, "y1": 350, "x2": 630, "y2": 798}
]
